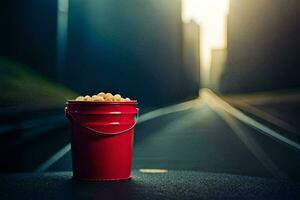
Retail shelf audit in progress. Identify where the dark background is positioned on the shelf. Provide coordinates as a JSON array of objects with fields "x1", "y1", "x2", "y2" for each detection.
[
  {"x1": 1, "y1": 0, "x2": 58, "y2": 79},
  {"x1": 221, "y1": 0, "x2": 300, "y2": 93},
  {"x1": 1, "y1": 0, "x2": 299, "y2": 108},
  {"x1": 1, "y1": 0, "x2": 200, "y2": 108}
]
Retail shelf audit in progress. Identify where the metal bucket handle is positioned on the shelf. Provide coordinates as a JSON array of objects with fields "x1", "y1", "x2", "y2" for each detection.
[{"x1": 65, "y1": 108, "x2": 139, "y2": 136}]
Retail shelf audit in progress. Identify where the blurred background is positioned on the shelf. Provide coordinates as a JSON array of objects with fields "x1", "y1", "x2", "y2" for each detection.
[{"x1": 0, "y1": 0, "x2": 299, "y2": 177}]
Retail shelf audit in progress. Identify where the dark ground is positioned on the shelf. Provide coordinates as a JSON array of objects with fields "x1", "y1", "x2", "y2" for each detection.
[{"x1": 1, "y1": 90, "x2": 300, "y2": 199}]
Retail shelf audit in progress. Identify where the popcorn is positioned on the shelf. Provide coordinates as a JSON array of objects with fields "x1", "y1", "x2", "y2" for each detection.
[
  {"x1": 114, "y1": 94, "x2": 122, "y2": 102},
  {"x1": 75, "y1": 92, "x2": 132, "y2": 102},
  {"x1": 97, "y1": 92, "x2": 105, "y2": 97},
  {"x1": 84, "y1": 95, "x2": 93, "y2": 101},
  {"x1": 75, "y1": 96, "x2": 84, "y2": 101},
  {"x1": 94, "y1": 96, "x2": 105, "y2": 102}
]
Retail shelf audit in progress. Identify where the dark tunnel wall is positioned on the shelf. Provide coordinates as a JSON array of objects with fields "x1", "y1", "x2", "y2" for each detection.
[
  {"x1": 0, "y1": 0, "x2": 58, "y2": 79},
  {"x1": 64, "y1": 0, "x2": 188, "y2": 107},
  {"x1": 220, "y1": 0, "x2": 300, "y2": 93}
]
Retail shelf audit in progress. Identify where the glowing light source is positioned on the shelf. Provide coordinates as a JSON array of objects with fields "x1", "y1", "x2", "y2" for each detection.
[
  {"x1": 139, "y1": 169, "x2": 169, "y2": 173},
  {"x1": 182, "y1": 0, "x2": 229, "y2": 86}
]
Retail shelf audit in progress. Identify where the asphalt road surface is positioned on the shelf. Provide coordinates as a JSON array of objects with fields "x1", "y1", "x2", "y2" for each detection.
[
  {"x1": 1, "y1": 90, "x2": 300, "y2": 199},
  {"x1": 46, "y1": 90, "x2": 300, "y2": 181},
  {"x1": 1, "y1": 171, "x2": 299, "y2": 200}
]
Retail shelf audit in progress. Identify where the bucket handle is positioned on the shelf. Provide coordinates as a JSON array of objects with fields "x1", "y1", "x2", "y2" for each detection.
[{"x1": 65, "y1": 108, "x2": 139, "y2": 136}]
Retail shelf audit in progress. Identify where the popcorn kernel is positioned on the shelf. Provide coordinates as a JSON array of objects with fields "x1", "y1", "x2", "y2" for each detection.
[
  {"x1": 75, "y1": 92, "x2": 132, "y2": 102},
  {"x1": 76, "y1": 96, "x2": 84, "y2": 101}
]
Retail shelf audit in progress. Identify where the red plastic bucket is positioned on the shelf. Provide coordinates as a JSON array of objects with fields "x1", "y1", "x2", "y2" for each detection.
[{"x1": 65, "y1": 100, "x2": 138, "y2": 181}]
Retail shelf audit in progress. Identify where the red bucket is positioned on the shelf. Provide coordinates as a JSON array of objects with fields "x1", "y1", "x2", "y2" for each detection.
[{"x1": 65, "y1": 100, "x2": 138, "y2": 181}]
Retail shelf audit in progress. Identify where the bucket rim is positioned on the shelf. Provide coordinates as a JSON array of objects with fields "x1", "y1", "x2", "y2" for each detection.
[{"x1": 67, "y1": 100, "x2": 138, "y2": 105}]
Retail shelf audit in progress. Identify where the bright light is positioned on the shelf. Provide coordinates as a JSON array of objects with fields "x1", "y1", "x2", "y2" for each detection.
[
  {"x1": 139, "y1": 169, "x2": 168, "y2": 173},
  {"x1": 182, "y1": 0, "x2": 229, "y2": 86}
]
